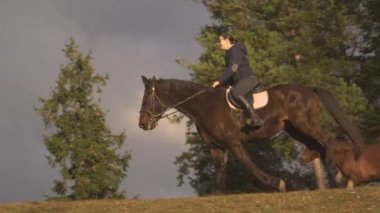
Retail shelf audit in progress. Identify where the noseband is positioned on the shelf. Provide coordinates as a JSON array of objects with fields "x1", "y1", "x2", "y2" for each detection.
[
  {"x1": 139, "y1": 84, "x2": 166, "y2": 126},
  {"x1": 140, "y1": 80, "x2": 206, "y2": 126}
]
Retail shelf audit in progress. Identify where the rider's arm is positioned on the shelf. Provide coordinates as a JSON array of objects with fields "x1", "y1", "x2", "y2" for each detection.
[{"x1": 218, "y1": 47, "x2": 242, "y2": 85}]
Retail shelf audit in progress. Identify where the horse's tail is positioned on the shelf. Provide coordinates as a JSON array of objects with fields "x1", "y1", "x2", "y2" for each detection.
[{"x1": 312, "y1": 87, "x2": 364, "y2": 159}]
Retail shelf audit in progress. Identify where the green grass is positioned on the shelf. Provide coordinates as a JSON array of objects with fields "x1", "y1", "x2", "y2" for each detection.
[{"x1": 1, "y1": 186, "x2": 379, "y2": 212}]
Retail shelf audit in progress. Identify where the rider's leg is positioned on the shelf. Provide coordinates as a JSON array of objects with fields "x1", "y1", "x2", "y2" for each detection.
[
  {"x1": 233, "y1": 77, "x2": 263, "y2": 126},
  {"x1": 237, "y1": 95, "x2": 262, "y2": 126}
]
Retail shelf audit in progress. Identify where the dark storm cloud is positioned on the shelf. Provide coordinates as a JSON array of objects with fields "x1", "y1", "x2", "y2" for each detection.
[
  {"x1": 54, "y1": 0, "x2": 204, "y2": 39},
  {"x1": 0, "y1": 0, "x2": 211, "y2": 203}
]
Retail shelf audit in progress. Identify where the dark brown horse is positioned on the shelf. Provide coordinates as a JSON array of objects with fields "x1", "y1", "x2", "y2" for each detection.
[
  {"x1": 301, "y1": 139, "x2": 380, "y2": 189},
  {"x1": 138, "y1": 76, "x2": 363, "y2": 193}
]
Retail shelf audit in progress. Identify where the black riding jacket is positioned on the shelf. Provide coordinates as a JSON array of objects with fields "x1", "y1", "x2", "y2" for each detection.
[{"x1": 218, "y1": 41, "x2": 256, "y2": 86}]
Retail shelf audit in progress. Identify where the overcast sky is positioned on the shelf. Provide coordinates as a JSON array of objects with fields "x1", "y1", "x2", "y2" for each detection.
[{"x1": 0, "y1": 0, "x2": 212, "y2": 203}]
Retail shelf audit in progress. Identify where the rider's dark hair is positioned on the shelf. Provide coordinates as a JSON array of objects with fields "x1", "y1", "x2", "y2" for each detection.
[{"x1": 220, "y1": 32, "x2": 236, "y2": 44}]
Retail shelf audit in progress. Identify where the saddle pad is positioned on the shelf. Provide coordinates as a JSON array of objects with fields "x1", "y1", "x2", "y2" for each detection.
[
  {"x1": 252, "y1": 91, "x2": 268, "y2": 109},
  {"x1": 226, "y1": 87, "x2": 269, "y2": 110}
]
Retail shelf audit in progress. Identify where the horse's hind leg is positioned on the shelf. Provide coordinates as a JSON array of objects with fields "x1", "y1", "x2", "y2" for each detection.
[
  {"x1": 228, "y1": 142, "x2": 285, "y2": 192},
  {"x1": 285, "y1": 121, "x2": 325, "y2": 160},
  {"x1": 286, "y1": 122, "x2": 336, "y2": 188},
  {"x1": 288, "y1": 95, "x2": 331, "y2": 148},
  {"x1": 293, "y1": 115, "x2": 329, "y2": 145}
]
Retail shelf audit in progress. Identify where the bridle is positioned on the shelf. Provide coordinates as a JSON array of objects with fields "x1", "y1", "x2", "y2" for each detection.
[{"x1": 140, "y1": 79, "x2": 207, "y2": 126}]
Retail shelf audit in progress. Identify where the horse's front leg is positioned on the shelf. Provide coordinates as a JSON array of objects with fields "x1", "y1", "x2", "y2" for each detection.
[
  {"x1": 210, "y1": 146, "x2": 227, "y2": 194},
  {"x1": 196, "y1": 126, "x2": 226, "y2": 194},
  {"x1": 228, "y1": 141, "x2": 286, "y2": 192}
]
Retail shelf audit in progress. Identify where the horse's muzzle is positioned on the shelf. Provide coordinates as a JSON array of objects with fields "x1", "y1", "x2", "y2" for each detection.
[
  {"x1": 139, "y1": 121, "x2": 145, "y2": 129},
  {"x1": 139, "y1": 119, "x2": 157, "y2": 131}
]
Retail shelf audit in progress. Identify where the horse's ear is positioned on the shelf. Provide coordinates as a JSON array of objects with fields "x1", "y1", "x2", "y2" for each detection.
[
  {"x1": 152, "y1": 76, "x2": 156, "y2": 81},
  {"x1": 141, "y1": 75, "x2": 148, "y2": 84}
]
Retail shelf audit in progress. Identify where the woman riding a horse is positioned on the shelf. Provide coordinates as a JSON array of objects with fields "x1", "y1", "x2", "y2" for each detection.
[{"x1": 212, "y1": 32, "x2": 262, "y2": 126}]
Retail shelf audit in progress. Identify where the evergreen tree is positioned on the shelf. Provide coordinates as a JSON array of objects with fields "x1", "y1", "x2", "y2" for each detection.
[
  {"x1": 176, "y1": 0, "x2": 369, "y2": 194},
  {"x1": 36, "y1": 38, "x2": 131, "y2": 200},
  {"x1": 357, "y1": 0, "x2": 380, "y2": 142}
]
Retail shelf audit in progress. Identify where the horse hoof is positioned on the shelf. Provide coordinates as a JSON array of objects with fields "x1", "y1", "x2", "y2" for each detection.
[
  {"x1": 278, "y1": 179, "x2": 286, "y2": 192},
  {"x1": 347, "y1": 179, "x2": 354, "y2": 190}
]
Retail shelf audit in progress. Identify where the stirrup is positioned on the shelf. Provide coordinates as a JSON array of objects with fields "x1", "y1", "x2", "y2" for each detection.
[
  {"x1": 253, "y1": 117, "x2": 263, "y2": 126},
  {"x1": 248, "y1": 112, "x2": 263, "y2": 126}
]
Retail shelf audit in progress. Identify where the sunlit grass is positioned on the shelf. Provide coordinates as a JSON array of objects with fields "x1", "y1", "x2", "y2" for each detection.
[{"x1": 1, "y1": 186, "x2": 379, "y2": 212}]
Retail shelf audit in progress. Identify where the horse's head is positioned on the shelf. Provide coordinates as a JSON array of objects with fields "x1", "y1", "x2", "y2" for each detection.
[{"x1": 139, "y1": 76, "x2": 167, "y2": 130}]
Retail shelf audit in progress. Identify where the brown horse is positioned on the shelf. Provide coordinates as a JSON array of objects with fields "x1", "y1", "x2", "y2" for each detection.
[
  {"x1": 138, "y1": 76, "x2": 363, "y2": 193},
  {"x1": 299, "y1": 144, "x2": 343, "y2": 187},
  {"x1": 302, "y1": 139, "x2": 380, "y2": 189},
  {"x1": 299, "y1": 147, "x2": 320, "y2": 165}
]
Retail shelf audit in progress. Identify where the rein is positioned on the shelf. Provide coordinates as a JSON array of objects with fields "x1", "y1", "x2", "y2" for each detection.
[
  {"x1": 158, "y1": 89, "x2": 206, "y2": 119},
  {"x1": 141, "y1": 80, "x2": 207, "y2": 124}
]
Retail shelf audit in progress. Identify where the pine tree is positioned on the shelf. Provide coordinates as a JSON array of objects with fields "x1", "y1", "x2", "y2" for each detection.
[
  {"x1": 36, "y1": 38, "x2": 131, "y2": 200},
  {"x1": 176, "y1": 0, "x2": 369, "y2": 194},
  {"x1": 357, "y1": 0, "x2": 380, "y2": 142}
]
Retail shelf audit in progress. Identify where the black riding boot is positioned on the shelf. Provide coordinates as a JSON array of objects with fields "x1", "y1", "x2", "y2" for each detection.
[{"x1": 237, "y1": 95, "x2": 263, "y2": 126}]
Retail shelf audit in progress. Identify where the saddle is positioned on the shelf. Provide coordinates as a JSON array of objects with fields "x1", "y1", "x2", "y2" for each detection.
[{"x1": 226, "y1": 86, "x2": 269, "y2": 111}]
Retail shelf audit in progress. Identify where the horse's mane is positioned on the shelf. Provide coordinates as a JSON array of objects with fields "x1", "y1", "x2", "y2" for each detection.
[{"x1": 158, "y1": 78, "x2": 208, "y2": 91}]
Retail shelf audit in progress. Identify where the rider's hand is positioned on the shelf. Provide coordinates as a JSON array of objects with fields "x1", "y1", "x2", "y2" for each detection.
[{"x1": 212, "y1": 81, "x2": 220, "y2": 88}]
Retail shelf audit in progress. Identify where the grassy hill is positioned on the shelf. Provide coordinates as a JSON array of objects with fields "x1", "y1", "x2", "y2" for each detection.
[{"x1": 1, "y1": 186, "x2": 379, "y2": 212}]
